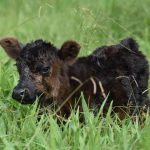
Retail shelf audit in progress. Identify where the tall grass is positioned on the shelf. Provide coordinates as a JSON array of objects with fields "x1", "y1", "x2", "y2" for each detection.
[{"x1": 0, "y1": 0, "x2": 150, "y2": 149}]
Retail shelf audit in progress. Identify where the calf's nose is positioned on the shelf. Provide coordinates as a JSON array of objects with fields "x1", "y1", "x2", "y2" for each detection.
[{"x1": 12, "y1": 88, "x2": 28, "y2": 100}]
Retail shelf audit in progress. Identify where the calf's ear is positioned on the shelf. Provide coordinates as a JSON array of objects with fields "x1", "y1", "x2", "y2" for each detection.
[
  {"x1": 0, "y1": 37, "x2": 24, "y2": 59},
  {"x1": 58, "y1": 40, "x2": 80, "y2": 61}
]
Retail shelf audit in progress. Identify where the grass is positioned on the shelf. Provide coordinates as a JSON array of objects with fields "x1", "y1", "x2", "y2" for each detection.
[{"x1": 0, "y1": 0, "x2": 150, "y2": 149}]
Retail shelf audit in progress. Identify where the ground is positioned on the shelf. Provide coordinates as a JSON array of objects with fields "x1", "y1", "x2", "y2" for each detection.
[{"x1": 0, "y1": 0, "x2": 150, "y2": 149}]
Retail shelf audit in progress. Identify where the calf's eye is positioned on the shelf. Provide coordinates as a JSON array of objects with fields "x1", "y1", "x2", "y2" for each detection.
[{"x1": 41, "y1": 66, "x2": 50, "y2": 75}]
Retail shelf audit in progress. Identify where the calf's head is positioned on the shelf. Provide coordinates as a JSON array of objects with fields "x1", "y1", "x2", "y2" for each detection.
[{"x1": 0, "y1": 37, "x2": 80, "y2": 104}]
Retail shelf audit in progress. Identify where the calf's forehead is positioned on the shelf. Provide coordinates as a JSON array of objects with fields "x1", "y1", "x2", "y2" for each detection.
[{"x1": 18, "y1": 39, "x2": 58, "y2": 64}]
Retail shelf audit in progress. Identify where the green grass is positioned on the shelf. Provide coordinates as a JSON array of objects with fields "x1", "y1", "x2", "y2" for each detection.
[{"x1": 1, "y1": 0, "x2": 150, "y2": 149}]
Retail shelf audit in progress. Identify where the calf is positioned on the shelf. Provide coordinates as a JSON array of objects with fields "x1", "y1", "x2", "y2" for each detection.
[{"x1": 0, "y1": 37, "x2": 149, "y2": 119}]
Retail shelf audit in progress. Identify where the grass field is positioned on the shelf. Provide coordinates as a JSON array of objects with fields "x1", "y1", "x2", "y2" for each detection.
[{"x1": 1, "y1": 0, "x2": 150, "y2": 149}]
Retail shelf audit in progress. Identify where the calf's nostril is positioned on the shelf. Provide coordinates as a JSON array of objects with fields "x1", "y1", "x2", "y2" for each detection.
[
  {"x1": 19, "y1": 89, "x2": 25, "y2": 97},
  {"x1": 13, "y1": 88, "x2": 26, "y2": 100}
]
